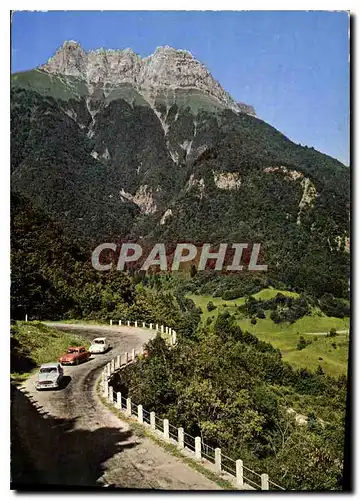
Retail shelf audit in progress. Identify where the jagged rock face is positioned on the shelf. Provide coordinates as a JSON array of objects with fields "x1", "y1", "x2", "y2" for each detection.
[{"x1": 41, "y1": 41, "x2": 251, "y2": 115}]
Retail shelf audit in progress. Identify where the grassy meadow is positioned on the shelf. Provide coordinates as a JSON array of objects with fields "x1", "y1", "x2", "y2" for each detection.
[{"x1": 187, "y1": 288, "x2": 350, "y2": 377}]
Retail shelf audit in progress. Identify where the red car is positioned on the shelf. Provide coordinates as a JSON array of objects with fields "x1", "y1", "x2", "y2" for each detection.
[{"x1": 59, "y1": 346, "x2": 90, "y2": 365}]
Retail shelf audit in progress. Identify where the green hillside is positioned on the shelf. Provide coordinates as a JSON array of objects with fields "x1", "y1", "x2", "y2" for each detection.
[{"x1": 188, "y1": 290, "x2": 349, "y2": 376}]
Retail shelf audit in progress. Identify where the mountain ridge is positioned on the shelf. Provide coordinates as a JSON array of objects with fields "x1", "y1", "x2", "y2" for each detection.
[{"x1": 39, "y1": 40, "x2": 255, "y2": 116}]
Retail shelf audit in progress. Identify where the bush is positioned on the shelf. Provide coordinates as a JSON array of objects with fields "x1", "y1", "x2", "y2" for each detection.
[
  {"x1": 251, "y1": 317, "x2": 257, "y2": 325},
  {"x1": 257, "y1": 309, "x2": 266, "y2": 319},
  {"x1": 297, "y1": 336, "x2": 307, "y2": 350},
  {"x1": 320, "y1": 293, "x2": 350, "y2": 318},
  {"x1": 222, "y1": 288, "x2": 243, "y2": 300},
  {"x1": 270, "y1": 310, "x2": 281, "y2": 324},
  {"x1": 327, "y1": 328, "x2": 337, "y2": 338},
  {"x1": 206, "y1": 301, "x2": 217, "y2": 312}
]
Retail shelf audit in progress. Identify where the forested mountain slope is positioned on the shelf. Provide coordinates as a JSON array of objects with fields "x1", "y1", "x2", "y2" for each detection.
[{"x1": 11, "y1": 42, "x2": 350, "y2": 299}]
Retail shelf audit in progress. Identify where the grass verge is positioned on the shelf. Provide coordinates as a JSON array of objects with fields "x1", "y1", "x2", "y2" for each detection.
[
  {"x1": 11, "y1": 321, "x2": 90, "y2": 383},
  {"x1": 96, "y1": 379, "x2": 234, "y2": 491}
]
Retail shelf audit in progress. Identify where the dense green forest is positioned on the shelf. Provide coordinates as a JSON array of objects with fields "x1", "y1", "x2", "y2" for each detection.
[
  {"x1": 11, "y1": 193, "x2": 183, "y2": 326},
  {"x1": 11, "y1": 74, "x2": 350, "y2": 300}
]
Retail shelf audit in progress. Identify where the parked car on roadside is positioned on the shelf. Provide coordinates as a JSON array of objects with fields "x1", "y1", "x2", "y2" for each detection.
[
  {"x1": 89, "y1": 337, "x2": 110, "y2": 354},
  {"x1": 36, "y1": 363, "x2": 64, "y2": 390},
  {"x1": 59, "y1": 346, "x2": 90, "y2": 365}
]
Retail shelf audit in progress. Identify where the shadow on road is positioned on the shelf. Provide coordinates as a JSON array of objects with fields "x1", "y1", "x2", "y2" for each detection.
[
  {"x1": 11, "y1": 384, "x2": 138, "y2": 490},
  {"x1": 58, "y1": 375, "x2": 72, "y2": 389}
]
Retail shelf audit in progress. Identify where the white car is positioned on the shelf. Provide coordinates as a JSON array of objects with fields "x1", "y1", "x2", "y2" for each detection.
[
  {"x1": 89, "y1": 337, "x2": 110, "y2": 354},
  {"x1": 36, "y1": 363, "x2": 64, "y2": 390}
]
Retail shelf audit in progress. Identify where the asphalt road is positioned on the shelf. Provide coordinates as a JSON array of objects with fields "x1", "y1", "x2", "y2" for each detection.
[{"x1": 11, "y1": 324, "x2": 220, "y2": 490}]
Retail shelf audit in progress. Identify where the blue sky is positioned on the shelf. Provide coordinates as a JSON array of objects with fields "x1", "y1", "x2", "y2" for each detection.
[{"x1": 11, "y1": 10, "x2": 350, "y2": 165}]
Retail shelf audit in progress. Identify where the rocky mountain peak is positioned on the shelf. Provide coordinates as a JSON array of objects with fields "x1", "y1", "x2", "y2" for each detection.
[{"x1": 40, "y1": 41, "x2": 256, "y2": 115}]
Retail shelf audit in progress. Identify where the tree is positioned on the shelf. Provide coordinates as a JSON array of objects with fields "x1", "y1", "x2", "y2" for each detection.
[
  {"x1": 297, "y1": 336, "x2": 307, "y2": 350},
  {"x1": 328, "y1": 328, "x2": 337, "y2": 338},
  {"x1": 206, "y1": 301, "x2": 217, "y2": 312}
]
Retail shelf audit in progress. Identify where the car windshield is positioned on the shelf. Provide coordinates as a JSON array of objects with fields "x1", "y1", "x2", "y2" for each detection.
[
  {"x1": 94, "y1": 340, "x2": 104, "y2": 344},
  {"x1": 40, "y1": 367, "x2": 57, "y2": 373},
  {"x1": 67, "y1": 348, "x2": 78, "y2": 353}
]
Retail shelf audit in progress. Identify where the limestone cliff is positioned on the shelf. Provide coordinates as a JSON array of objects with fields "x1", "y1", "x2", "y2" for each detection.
[{"x1": 40, "y1": 41, "x2": 255, "y2": 115}]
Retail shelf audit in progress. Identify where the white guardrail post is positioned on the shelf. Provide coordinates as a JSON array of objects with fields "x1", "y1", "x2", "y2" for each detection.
[
  {"x1": 195, "y1": 437, "x2": 201, "y2": 460},
  {"x1": 116, "y1": 392, "x2": 122, "y2": 409},
  {"x1": 236, "y1": 459, "x2": 244, "y2": 487},
  {"x1": 108, "y1": 386, "x2": 113, "y2": 404},
  {"x1": 142, "y1": 322, "x2": 145, "y2": 328},
  {"x1": 119, "y1": 319, "x2": 122, "y2": 326},
  {"x1": 261, "y1": 473, "x2": 269, "y2": 490},
  {"x1": 163, "y1": 419, "x2": 169, "y2": 440},
  {"x1": 150, "y1": 412, "x2": 156, "y2": 430},
  {"x1": 178, "y1": 427, "x2": 184, "y2": 449},
  {"x1": 126, "y1": 398, "x2": 132, "y2": 416},
  {"x1": 137, "y1": 405, "x2": 143, "y2": 423},
  {"x1": 215, "y1": 448, "x2": 221, "y2": 472}
]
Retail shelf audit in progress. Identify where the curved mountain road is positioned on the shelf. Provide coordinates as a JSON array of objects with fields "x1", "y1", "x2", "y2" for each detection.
[{"x1": 12, "y1": 323, "x2": 220, "y2": 490}]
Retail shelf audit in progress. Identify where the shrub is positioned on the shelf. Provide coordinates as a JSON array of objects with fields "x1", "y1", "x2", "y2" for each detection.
[
  {"x1": 297, "y1": 336, "x2": 307, "y2": 350},
  {"x1": 270, "y1": 310, "x2": 281, "y2": 324},
  {"x1": 206, "y1": 301, "x2": 217, "y2": 312},
  {"x1": 257, "y1": 309, "x2": 266, "y2": 319}
]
